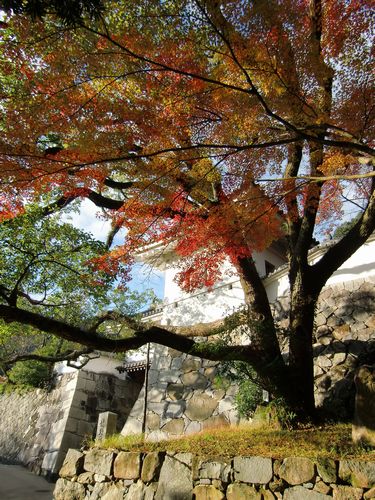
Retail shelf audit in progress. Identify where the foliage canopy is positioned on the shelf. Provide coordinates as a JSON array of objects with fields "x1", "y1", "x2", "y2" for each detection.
[{"x1": 0, "y1": 0, "x2": 374, "y2": 417}]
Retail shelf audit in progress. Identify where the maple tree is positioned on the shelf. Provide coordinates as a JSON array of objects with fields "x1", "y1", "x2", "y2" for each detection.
[{"x1": 0, "y1": 0, "x2": 374, "y2": 418}]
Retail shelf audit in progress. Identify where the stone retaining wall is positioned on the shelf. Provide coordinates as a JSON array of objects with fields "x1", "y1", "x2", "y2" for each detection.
[
  {"x1": 0, "y1": 369, "x2": 142, "y2": 476},
  {"x1": 55, "y1": 447, "x2": 375, "y2": 499},
  {"x1": 122, "y1": 344, "x2": 240, "y2": 441},
  {"x1": 273, "y1": 275, "x2": 375, "y2": 419}
]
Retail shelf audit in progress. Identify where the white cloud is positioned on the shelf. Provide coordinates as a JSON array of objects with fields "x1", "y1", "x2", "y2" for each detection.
[{"x1": 62, "y1": 199, "x2": 120, "y2": 242}]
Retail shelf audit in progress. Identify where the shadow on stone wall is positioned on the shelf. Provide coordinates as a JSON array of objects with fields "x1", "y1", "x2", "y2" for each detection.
[
  {"x1": 273, "y1": 277, "x2": 375, "y2": 421},
  {"x1": 313, "y1": 340, "x2": 375, "y2": 420}
]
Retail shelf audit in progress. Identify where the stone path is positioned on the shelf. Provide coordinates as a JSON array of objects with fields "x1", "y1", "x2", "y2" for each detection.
[{"x1": 0, "y1": 464, "x2": 55, "y2": 499}]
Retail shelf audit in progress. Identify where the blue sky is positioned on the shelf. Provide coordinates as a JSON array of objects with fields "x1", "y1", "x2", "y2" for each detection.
[{"x1": 62, "y1": 199, "x2": 165, "y2": 300}]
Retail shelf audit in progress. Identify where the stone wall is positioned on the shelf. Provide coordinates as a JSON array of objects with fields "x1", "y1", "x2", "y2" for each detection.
[
  {"x1": 122, "y1": 344, "x2": 240, "y2": 441},
  {"x1": 55, "y1": 447, "x2": 375, "y2": 499},
  {"x1": 0, "y1": 385, "x2": 56, "y2": 469},
  {"x1": 0, "y1": 368, "x2": 142, "y2": 476},
  {"x1": 122, "y1": 276, "x2": 375, "y2": 438},
  {"x1": 273, "y1": 275, "x2": 375, "y2": 419}
]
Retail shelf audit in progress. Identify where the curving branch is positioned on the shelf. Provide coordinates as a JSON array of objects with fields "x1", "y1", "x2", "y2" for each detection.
[
  {"x1": 2, "y1": 347, "x2": 95, "y2": 367},
  {"x1": 0, "y1": 303, "x2": 272, "y2": 368},
  {"x1": 310, "y1": 187, "x2": 375, "y2": 291}
]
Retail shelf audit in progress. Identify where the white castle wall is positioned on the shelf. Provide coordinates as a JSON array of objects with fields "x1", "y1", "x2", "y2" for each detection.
[{"x1": 161, "y1": 234, "x2": 375, "y2": 324}]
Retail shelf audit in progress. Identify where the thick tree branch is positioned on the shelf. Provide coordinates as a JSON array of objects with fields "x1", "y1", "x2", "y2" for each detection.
[
  {"x1": 0, "y1": 303, "x2": 266, "y2": 365},
  {"x1": 284, "y1": 143, "x2": 303, "y2": 249},
  {"x1": 311, "y1": 188, "x2": 375, "y2": 289},
  {"x1": 2, "y1": 347, "x2": 95, "y2": 366}
]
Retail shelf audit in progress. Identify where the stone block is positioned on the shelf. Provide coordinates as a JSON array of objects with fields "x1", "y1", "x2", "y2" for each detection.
[
  {"x1": 318, "y1": 356, "x2": 332, "y2": 369},
  {"x1": 121, "y1": 417, "x2": 143, "y2": 436},
  {"x1": 353, "y1": 309, "x2": 369, "y2": 322},
  {"x1": 172, "y1": 452, "x2": 193, "y2": 467},
  {"x1": 283, "y1": 486, "x2": 331, "y2": 499},
  {"x1": 364, "y1": 486, "x2": 375, "y2": 499},
  {"x1": 316, "y1": 457, "x2": 337, "y2": 483},
  {"x1": 171, "y1": 356, "x2": 183, "y2": 370},
  {"x1": 182, "y1": 358, "x2": 201, "y2": 372},
  {"x1": 279, "y1": 457, "x2": 315, "y2": 485},
  {"x1": 59, "y1": 449, "x2": 84, "y2": 477},
  {"x1": 156, "y1": 355, "x2": 172, "y2": 370},
  {"x1": 218, "y1": 397, "x2": 235, "y2": 413},
  {"x1": 147, "y1": 402, "x2": 168, "y2": 415},
  {"x1": 168, "y1": 347, "x2": 183, "y2": 358},
  {"x1": 202, "y1": 415, "x2": 229, "y2": 431},
  {"x1": 164, "y1": 401, "x2": 186, "y2": 419},
  {"x1": 52, "y1": 418, "x2": 69, "y2": 434},
  {"x1": 199, "y1": 460, "x2": 224, "y2": 480},
  {"x1": 333, "y1": 352, "x2": 346, "y2": 365},
  {"x1": 77, "y1": 420, "x2": 94, "y2": 437},
  {"x1": 60, "y1": 431, "x2": 82, "y2": 453},
  {"x1": 101, "y1": 483, "x2": 128, "y2": 500},
  {"x1": 76, "y1": 472, "x2": 95, "y2": 484},
  {"x1": 125, "y1": 481, "x2": 145, "y2": 500},
  {"x1": 64, "y1": 377, "x2": 79, "y2": 393},
  {"x1": 148, "y1": 386, "x2": 168, "y2": 403},
  {"x1": 162, "y1": 418, "x2": 185, "y2": 435},
  {"x1": 233, "y1": 456, "x2": 273, "y2": 484},
  {"x1": 84, "y1": 449, "x2": 115, "y2": 476},
  {"x1": 93, "y1": 473, "x2": 107, "y2": 482},
  {"x1": 155, "y1": 453, "x2": 193, "y2": 500},
  {"x1": 166, "y1": 383, "x2": 187, "y2": 401},
  {"x1": 339, "y1": 459, "x2": 375, "y2": 488},
  {"x1": 192, "y1": 484, "x2": 225, "y2": 499},
  {"x1": 259, "y1": 488, "x2": 276, "y2": 499},
  {"x1": 47, "y1": 430, "x2": 65, "y2": 451},
  {"x1": 204, "y1": 367, "x2": 217, "y2": 380},
  {"x1": 206, "y1": 389, "x2": 226, "y2": 401},
  {"x1": 146, "y1": 429, "x2": 169, "y2": 442},
  {"x1": 158, "y1": 370, "x2": 180, "y2": 383},
  {"x1": 226, "y1": 483, "x2": 261, "y2": 499},
  {"x1": 42, "y1": 450, "x2": 60, "y2": 473},
  {"x1": 53, "y1": 478, "x2": 86, "y2": 500},
  {"x1": 141, "y1": 451, "x2": 164, "y2": 483},
  {"x1": 114, "y1": 451, "x2": 141, "y2": 480},
  {"x1": 144, "y1": 483, "x2": 158, "y2": 500},
  {"x1": 185, "y1": 420, "x2": 202, "y2": 434},
  {"x1": 185, "y1": 393, "x2": 218, "y2": 421},
  {"x1": 89, "y1": 482, "x2": 114, "y2": 500},
  {"x1": 148, "y1": 369, "x2": 159, "y2": 385},
  {"x1": 84, "y1": 379, "x2": 97, "y2": 392},
  {"x1": 146, "y1": 411, "x2": 160, "y2": 431},
  {"x1": 313, "y1": 481, "x2": 331, "y2": 495},
  {"x1": 332, "y1": 485, "x2": 363, "y2": 499},
  {"x1": 68, "y1": 407, "x2": 89, "y2": 421}
]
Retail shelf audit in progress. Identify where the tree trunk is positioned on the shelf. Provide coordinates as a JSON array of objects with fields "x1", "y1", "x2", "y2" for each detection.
[{"x1": 288, "y1": 275, "x2": 318, "y2": 418}]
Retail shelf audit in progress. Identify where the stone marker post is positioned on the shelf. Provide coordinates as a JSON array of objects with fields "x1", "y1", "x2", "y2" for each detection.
[
  {"x1": 352, "y1": 364, "x2": 375, "y2": 446},
  {"x1": 96, "y1": 411, "x2": 118, "y2": 441}
]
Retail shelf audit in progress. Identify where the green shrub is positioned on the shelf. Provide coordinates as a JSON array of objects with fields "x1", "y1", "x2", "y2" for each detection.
[
  {"x1": 216, "y1": 360, "x2": 263, "y2": 418},
  {"x1": 234, "y1": 379, "x2": 263, "y2": 418},
  {"x1": 8, "y1": 359, "x2": 52, "y2": 388}
]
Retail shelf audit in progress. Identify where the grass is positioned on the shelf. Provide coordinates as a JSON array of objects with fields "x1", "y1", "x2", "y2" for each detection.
[
  {"x1": 91, "y1": 423, "x2": 374, "y2": 461},
  {"x1": 0, "y1": 381, "x2": 35, "y2": 396}
]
